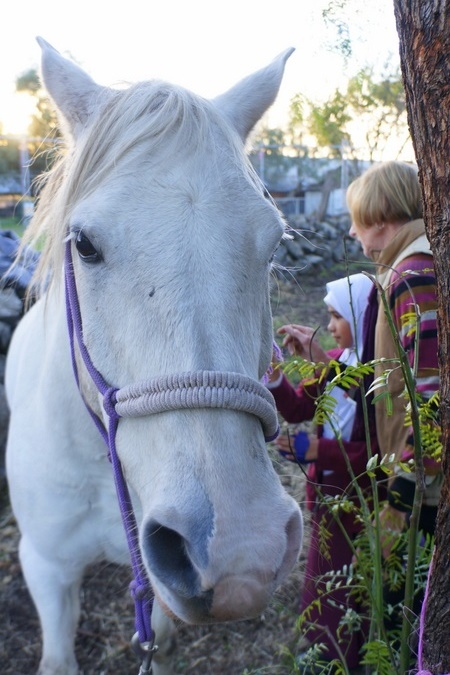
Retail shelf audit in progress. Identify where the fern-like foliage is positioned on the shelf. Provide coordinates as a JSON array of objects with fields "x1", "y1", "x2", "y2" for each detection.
[{"x1": 274, "y1": 274, "x2": 440, "y2": 674}]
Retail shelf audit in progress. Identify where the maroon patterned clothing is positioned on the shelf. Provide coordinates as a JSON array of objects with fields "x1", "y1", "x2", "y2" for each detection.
[
  {"x1": 271, "y1": 347, "x2": 379, "y2": 512},
  {"x1": 270, "y1": 348, "x2": 381, "y2": 667}
]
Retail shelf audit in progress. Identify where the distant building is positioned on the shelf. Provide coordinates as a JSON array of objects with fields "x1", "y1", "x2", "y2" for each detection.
[{"x1": 258, "y1": 155, "x2": 372, "y2": 220}]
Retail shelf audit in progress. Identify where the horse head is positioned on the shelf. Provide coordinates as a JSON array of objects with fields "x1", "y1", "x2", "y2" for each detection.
[{"x1": 32, "y1": 38, "x2": 302, "y2": 625}]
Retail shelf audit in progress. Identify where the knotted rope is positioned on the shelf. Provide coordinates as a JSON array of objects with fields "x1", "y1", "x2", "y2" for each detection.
[{"x1": 114, "y1": 370, "x2": 279, "y2": 441}]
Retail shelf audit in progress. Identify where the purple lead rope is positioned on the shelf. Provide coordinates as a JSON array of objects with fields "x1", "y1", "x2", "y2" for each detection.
[
  {"x1": 64, "y1": 238, "x2": 280, "y2": 665},
  {"x1": 64, "y1": 241, "x2": 154, "y2": 646}
]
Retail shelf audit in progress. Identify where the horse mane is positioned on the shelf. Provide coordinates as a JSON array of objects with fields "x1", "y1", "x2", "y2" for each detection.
[{"x1": 22, "y1": 79, "x2": 257, "y2": 296}]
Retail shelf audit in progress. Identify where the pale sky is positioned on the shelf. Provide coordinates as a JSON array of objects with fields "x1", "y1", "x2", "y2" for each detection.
[{"x1": 1, "y1": 0, "x2": 401, "y2": 135}]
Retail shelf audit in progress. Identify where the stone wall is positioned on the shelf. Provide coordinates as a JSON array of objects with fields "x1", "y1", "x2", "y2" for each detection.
[{"x1": 273, "y1": 213, "x2": 364, "y2": 278}]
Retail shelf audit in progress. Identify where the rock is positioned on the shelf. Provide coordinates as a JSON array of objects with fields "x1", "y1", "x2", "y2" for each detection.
[{"x1": 273, "y1": 215, "x2": 364, "y2": 280}]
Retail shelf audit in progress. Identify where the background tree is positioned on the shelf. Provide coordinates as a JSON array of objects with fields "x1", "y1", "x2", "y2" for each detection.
[
  {"x1": 286, "y1": 68, "x2": 409, "y2": 160},
  {"x1": 13, "y1": 68, "x2": 60, "y2": 189},
  {"x1": 393, "y1": 0, "x2": 450, "y2": 671},
  {"x1": 308, "y1": 89, "x2": 352, "y2": 157},
  {"x1": 286, "y1": 92, "x2": 308, "y2": 148},
  {"x1": 0, "y1": 138, "x2": 21, "y2": 175},
  {"x1": 16, "y1": 68, "x2": 59, "y2": 140},
  {"x1": 249, "y1": 127, "x2": 295, "y2": 186},
  {"x1": 322, "y1": 0, "x2": 352, "y2": 61},
  {"x1": 346, "y1": 66, "x2": 409, "y2": 160}
]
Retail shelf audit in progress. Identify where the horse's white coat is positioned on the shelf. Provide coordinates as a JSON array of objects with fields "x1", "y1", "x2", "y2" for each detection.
[{"x1": 6, "y1": 39, "x2": 302, "y2": 675}]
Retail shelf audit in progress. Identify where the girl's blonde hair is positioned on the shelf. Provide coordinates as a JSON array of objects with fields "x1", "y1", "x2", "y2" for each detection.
[{"x1": 346, "y1": 161, "x2": 422, "y2": 228}]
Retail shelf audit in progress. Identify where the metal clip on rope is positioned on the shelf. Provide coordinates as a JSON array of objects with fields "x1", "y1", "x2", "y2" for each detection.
[{"x1": 132, "y1": 632, "x2": 159, "y2": 674}]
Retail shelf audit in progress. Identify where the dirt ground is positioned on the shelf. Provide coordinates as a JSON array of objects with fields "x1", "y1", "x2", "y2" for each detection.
[{"x1": 0, "y1": 273, "x2": 340, "y2": 675}]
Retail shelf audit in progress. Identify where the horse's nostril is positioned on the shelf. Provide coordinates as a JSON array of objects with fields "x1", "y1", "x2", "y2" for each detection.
[{"x1": 145, "y1": 520, "x2": 201, "y2": 598}]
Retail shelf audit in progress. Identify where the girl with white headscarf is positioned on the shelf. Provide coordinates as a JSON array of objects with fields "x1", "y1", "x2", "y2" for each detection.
[{"x1": 321, "y1": 273, "x2": 373, "y2": 442}]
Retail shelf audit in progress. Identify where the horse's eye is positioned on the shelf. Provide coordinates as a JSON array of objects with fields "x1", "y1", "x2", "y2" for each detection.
[{"x1": 75, "y1": 231, "x2": 101, "y2": 263}]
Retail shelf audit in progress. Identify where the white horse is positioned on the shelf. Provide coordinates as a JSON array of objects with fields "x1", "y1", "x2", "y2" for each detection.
[{"x1": 6, "y1": 38, "x2": 302, "y2": 675}]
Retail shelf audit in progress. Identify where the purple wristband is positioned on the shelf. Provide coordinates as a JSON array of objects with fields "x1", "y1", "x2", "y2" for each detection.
[{"x1": 294, "y1": 431, "x2": 312, "y2": 463}]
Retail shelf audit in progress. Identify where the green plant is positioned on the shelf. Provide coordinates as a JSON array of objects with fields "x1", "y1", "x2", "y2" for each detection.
[{"x1": 276, "y1": 277, "x2": 440, "y2": 675}]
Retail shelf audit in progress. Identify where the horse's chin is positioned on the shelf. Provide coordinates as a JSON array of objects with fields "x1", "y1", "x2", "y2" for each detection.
[
  {"x1": 152, "y1": 573, "x2": 273, "y2": 625},
  {"x1": 210, "y1": 573, "x2": 273, "y2": 621}
]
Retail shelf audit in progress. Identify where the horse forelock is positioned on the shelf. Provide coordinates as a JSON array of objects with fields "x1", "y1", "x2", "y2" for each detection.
[{"x1": 24, "y1": 78, "x2": 256, "y2": 295}]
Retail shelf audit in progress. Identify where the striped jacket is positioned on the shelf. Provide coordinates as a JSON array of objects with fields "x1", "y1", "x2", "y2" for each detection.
[{"x1": 372, "y1": 219, "x2": 441, "y2": 506}]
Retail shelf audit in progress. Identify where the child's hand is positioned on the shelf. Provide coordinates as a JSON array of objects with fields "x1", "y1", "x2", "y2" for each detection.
[
  {"x1": 276, "y1": 434, "x2": 295, "y2": 460},
  {"x1": 267, "y1": 347, "x2": 283, "y2": 383},
  {"x1": 277, "y1": 324, "x2": 329, "y2": 363},
  {"x1": 276, "y1": 432, "x2": 318, "y2": 464}
]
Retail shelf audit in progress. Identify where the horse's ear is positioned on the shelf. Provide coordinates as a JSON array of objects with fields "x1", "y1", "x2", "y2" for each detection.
[
  {"x1": 36, "y1": 36, "x2": 105, "y2": 139},
  {"x1": 212, "y1": 47, "x2": 295, "y2": 141}
]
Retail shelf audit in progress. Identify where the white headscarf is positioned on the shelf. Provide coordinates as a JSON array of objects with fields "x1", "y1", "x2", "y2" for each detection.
[
  {"x1": 321, "y1": 273, "x2": 373, "y2": 442},
  {"x1": 323, "y1": 273, "x2": 373, "y2": 366}
]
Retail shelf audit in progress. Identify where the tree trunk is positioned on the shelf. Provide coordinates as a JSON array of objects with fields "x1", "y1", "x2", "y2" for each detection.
[{"x1": 392, "y1": 1, "x2": 450, "y2": 671}]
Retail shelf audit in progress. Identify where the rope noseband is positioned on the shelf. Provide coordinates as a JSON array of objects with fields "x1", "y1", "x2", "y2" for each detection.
[{"x1": 64, "y1": 240, "x2": 279, "y2": 672}]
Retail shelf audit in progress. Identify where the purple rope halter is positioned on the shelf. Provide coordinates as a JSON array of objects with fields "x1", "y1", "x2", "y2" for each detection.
[{"x1": 64, "y1": 240, "x2": 279, "y2": 666}]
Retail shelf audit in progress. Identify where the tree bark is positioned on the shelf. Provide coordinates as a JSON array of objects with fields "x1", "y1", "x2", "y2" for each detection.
[{"x1": 392, "y1": 1, "x2": 450, "y2": 671}]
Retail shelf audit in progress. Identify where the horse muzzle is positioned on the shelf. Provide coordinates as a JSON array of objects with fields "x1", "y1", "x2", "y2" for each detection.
[{"x1": 142, "y1": 502, "x2": 302, "y2": 624}]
